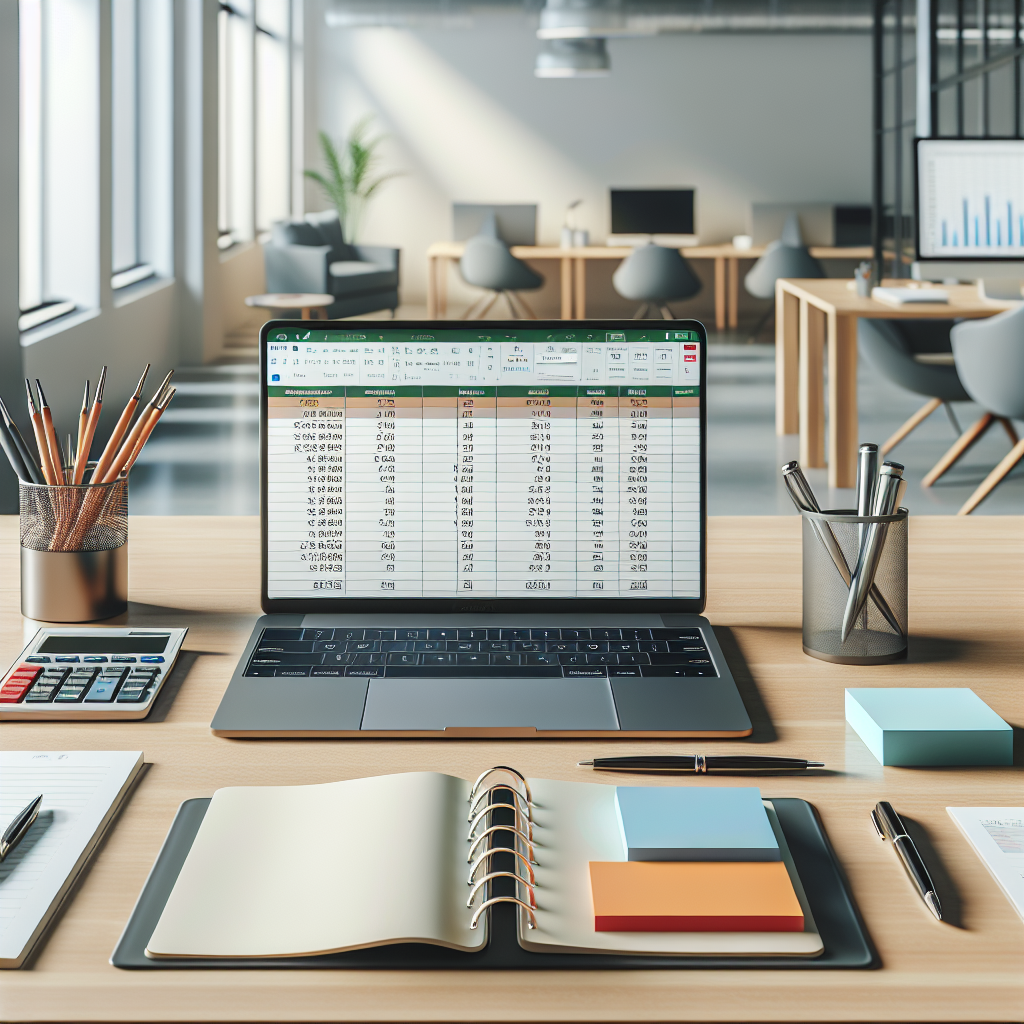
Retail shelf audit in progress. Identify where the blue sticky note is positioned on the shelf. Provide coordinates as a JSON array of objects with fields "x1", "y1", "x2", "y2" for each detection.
[
  {"x1": 614, "y1": 787, "x2": 780, "y2": 861},
  {"x1": 845, "y1": 688, "x2": 1012, "y2": 767}
]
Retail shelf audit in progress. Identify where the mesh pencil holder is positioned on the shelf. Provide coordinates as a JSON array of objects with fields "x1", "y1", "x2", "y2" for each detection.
[
  {"x1": 801, "y1": 507, "x2": 907, "y2": 665},
  {"x1": 19, "y1": 477, "x2": 128, "y2": 622}
]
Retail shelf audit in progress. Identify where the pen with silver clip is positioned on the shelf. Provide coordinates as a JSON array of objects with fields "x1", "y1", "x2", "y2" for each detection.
[
  {"x1": 871, "y1": 801, "x2": 942, "y2": 920},
  {"x1": 781, "y1": 462, "x2": 903, "y2": 637},
  {"x1": 841, "y1": 461, "x2": 905, "y2": 642},
  {"x1": 855, "y1": 443, "x2": 879, "y2": 628},
  {"x1": 578, "y1": 755, "x2": 824, "y2": 774},
  {"x1": 0, "y1": 794, "x2": 42, "y2": 863}
]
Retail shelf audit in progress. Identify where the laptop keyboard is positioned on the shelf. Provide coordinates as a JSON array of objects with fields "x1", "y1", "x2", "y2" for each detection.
[{"x1": 242, "y1": 627, "x2": 717, "y2": 680}]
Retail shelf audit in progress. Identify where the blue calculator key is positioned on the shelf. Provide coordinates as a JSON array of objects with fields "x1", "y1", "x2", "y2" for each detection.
[
  {"x1": 140, "y1": 656, "x2": 164, "y2": 663},
  {"x1": 26, "y1": 656, "x2": 50, "y2": 663},
  {"x1": 84, "y1": 678, "x2": 122, "y2": 702},
  {"x1": 111, "y1": 656, "x2": 136, "y2": 663},
  {"x1": 83, "y1": 655, "x2": 108, "y2": 663},
  {"x1": 55, "y1": 656, "x2": 80, "y2": 663}
]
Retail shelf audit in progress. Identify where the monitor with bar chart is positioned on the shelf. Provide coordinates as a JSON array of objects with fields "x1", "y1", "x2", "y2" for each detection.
[{"x1": 916, "y1": 138, "x2": 1024, "y2": 261}]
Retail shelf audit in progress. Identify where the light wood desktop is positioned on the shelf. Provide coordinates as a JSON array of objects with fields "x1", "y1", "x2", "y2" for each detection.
[
  {"x1": 774, "y1": 279, "x2": 1014, "y2": 490},
  {"x1": 427, "y1": 242, "x2": 872, "y2": 330},
  {"x1": 1, "y1": 515, "x2": 1021, "y2": 1022}
]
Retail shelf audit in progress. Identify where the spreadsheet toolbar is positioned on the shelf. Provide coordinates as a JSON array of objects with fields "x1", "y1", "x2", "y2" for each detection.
[{"x1": 264, "y1": 329, "x2": 704, "y2": 601}]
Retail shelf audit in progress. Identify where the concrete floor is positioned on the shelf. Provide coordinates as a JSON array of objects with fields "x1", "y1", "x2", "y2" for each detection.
[{"x1": 127, "y1": 323, "x2": 1023, "y2": 516}]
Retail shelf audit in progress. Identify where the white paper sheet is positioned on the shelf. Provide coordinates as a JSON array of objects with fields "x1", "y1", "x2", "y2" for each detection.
[
  {"x1": 0, "y1": 751, "x2": 143, "y2": 967},
  {"x1": 947, "y1": 807, "x2": 1024, "y2": 921}
]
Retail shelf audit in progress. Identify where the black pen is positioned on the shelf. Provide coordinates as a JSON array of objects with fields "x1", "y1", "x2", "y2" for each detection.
[
  {"x1": 0, "y1": 794, "x2": 43, "y2": 862},
  {"x1": 577, "y1": 755, "x2": 824, "y2": 774},
  {"x1": 871, "y1": 801, "x2": 942, "y2": 920}
]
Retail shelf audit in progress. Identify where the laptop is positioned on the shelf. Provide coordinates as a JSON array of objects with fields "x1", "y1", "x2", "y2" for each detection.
[{"x1": 211, "y1": 319, "x2": 752, "y2": 738}]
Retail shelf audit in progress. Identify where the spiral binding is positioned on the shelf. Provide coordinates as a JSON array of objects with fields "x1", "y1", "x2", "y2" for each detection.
[{"x1": 466, "y1": 767, "x2": 537, "y2": 930}]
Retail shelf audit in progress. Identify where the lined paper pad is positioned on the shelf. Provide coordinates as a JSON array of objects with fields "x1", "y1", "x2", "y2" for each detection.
[
  {"x1": 947, "y1": 807, "x2": 1024, "y2": 921},
  {"x1": 615, "y1": 787, "x2": 780, "y2": 861},
  {"x1": 589, "y1": 861, "x2": 804, "y2": 932},
  {"x1": 0, "y1": 751, "x2": 143, "y2": 968}
]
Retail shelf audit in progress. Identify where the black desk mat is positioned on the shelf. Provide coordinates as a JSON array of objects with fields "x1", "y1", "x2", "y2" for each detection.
[{"x1": 112, "y1": 796, "x2": 875, "y2": 970}]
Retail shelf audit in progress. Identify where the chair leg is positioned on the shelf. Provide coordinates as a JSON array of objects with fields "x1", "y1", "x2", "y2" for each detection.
[
  {"x1": 999, "y1": 417, "x2": 1019, "y2": 445},
  {"x1": 502, "y1": 292, "x2": 521, "y2": 318},
  {"x1": 881, "y1": 397, "x2": 942, "y2": 455},
  {"x1": 473, "y1": 292, "x2": 501, "y2": 320},
  {"x1": 512, "y1": 292, "x2": 539, "y2": 319},
  {"x1": 749, "y1": 304, "x2": 774, "y2": 342},
  {"x1": 660, "y1": 305, "x2": 675, "y2": 319},
  {"x1": 922, "y1": 411, "x2": 995, "y2": 487},
  {"x1": 958, "y1": 438, "x2": 1024, "y2": 514},
  {"x1": 461, "y1": 293, "x2": 490, "y2": 320},
  {"x1": 942, "y1": 402, "x2": 960, "y2": 435},
  {"x1": 633, "y1": 303, "x2": 650, "y2": 319}
]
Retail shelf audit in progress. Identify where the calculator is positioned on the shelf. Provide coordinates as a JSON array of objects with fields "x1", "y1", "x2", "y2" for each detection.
[{"x1": 0, "y1": 627, "x2": 188, "y2": 720}]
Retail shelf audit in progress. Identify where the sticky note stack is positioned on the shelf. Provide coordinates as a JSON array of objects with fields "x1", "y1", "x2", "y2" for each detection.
[{"x1": 589, "y1": 787, "x2": 804, "y2": 933}]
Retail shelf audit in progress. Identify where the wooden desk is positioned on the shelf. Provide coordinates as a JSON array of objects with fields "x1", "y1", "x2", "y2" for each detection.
[
  {"x1": 774, "y1": 279, "x2": 1012, "y2": 489},
  {"x1": 427, "y1": 243, "x2": 873, "y2": 330},
  {"x1": 2, "y1": 515, "x2": 1022, "y2": 1022}
]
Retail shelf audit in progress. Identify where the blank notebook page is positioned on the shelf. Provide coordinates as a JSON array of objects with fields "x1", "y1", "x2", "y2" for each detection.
[
  {"x1": 145, "y1": 772, "x2": 485, "y2": 958},
  {"x1": 521, "y1": 779, "x2": 823, "y2": 956}
]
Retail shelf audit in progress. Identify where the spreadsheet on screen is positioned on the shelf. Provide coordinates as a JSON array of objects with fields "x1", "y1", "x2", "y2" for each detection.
[{"x1": 265, "y1": 327, "x2": 703, "y2": 600}]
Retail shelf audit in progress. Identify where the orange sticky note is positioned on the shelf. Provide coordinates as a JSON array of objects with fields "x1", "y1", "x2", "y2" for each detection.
[{"x1": 589, "y1": 861, "x2": 804, "y2": 932}]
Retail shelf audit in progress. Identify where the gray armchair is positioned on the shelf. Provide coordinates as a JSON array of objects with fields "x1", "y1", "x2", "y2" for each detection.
[
  {"x1": 458, "y1": 213, "x2": 544, "y2": 319},
  {"x1": 612, "y1": 243, "x2": 701, "y2": 318},
  {"x1": 264, "y1": 210, "x2": 400, "y2": 319},
  {"x1": 949, "y1": 304, "x2": 1024, "y2": 513}
]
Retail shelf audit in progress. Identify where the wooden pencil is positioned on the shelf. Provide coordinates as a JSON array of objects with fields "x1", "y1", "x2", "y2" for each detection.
[
  {"x1": 97, "y1": 370, "x2": 173, "y2": 484},
  {"x1": 73, "y1": 365, "x2": 105, "y2": 484},
  {"x1": 122, "y1": 387, "x2": 175, "y2": 475},
  {"x1": 90, "y1": 363, "x2": 149, "y2": 484},
  {"x1": 76, "y1": 381, "x2": 89, "y2": 467},
  {"x1": 35, "y1": 380, "x2": 65, "y2": 486},
  {"x1": 25, "y1": 379, "x2": 56, "y2": 486}
]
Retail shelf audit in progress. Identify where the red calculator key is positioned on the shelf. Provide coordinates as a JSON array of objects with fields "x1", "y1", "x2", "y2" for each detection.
[
  {"x1": 9, "y1": 665, "x2": 42, "y2": 682},
  {"x1": 0, "y1": 679, "x2": 33, "y2": 702}
]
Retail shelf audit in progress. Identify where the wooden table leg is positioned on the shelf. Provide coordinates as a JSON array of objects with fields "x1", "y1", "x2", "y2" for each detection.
[
  {"x1": 798, "y1": 299, "x2": 826, "y2": 469},
  {"x1": 427, "y1": 256, "x2": 437, "y2": 319},
  {"x1": 300, "y1": 308, "x2": 311, "y2": 319},
  {"x1": 828, "y1": 313, "x2": 859, "y2": 490},
  {"x1": 437, "y1": 257, "x2": 449, "y2": 319},
  {"x1": 775, "y1": 286, "x2": 800, "y2": 436},
  {"x1": 560, "y1": 258, "x2": 573, "y2": 320},
  {"x1": 714, "y1": 257, "x2": 725, "y2": 331},
  {"x1": 727, "y1": 257, "x2": 739, "y2": 329},
  {"x1": 574, "y1": 258, "x2": 586, "y2": 319}
]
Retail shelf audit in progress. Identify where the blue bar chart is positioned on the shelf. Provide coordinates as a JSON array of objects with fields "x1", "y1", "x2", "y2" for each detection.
[{"x1": 918, "y1": 139, "x2": 1024, "y2": 259}]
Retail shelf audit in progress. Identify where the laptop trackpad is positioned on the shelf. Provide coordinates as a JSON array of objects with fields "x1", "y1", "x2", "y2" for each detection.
[{"x1": 361, "y1": 678, "x2": 619, "y2": 731}]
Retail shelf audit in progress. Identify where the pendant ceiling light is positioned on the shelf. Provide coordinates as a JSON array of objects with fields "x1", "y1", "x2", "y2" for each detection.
[{"x1": 534, "y1": 37, "x2": 611, "y2": 77}]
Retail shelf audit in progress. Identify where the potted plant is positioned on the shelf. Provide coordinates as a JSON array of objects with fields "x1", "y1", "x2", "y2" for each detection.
[{"x1": 304, "y1": 116, "x2": 401, "y2": 245}]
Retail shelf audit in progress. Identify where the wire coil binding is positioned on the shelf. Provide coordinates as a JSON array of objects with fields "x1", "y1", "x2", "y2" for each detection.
[{"x1": 466, "y1": 766, "x2": 537, "y2": 931}]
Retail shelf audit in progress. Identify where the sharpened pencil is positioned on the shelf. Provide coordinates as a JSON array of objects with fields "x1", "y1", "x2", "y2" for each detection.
[
  {"x1": 98, "y1": 369, "x2": 173, "y2": 484},
  {"x1": 25, "y1": 380, "x2": 57, "y2": 485},
  {"x1": 73, "y1": 365, "x2": 105, "y2": 484},
  {"x1": 35, "y1": 380, "x2": 65, "y2": 485},
  {"x1": 76, "y1": 380, "x2": 89, "y2": 466},
  {"x1": 122, "y1": 387, "x2": 175, "y2": 474},
  {"x1": 90, "y1": 363, "x2": 149, "y2": 484}
]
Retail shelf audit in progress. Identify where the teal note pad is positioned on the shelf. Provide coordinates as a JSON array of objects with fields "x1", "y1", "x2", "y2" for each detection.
[
  {"x1": 614, "y1": 786, "x2": 780, "y2": 861},
  {"x1": 845, "y1": 688, "x2": 1012, "y2": 767}
]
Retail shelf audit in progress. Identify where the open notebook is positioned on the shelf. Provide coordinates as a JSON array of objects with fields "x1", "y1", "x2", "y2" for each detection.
[{"x1": 145, "y1": 770, "x2": 823, "y2": 960}]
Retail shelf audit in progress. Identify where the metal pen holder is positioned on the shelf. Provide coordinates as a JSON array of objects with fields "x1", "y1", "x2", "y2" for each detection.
[
  {"x1": 19, "y1": 477, "x2": 128, "y2": 622},
  {"x1": 801, "y1": 508, "x2": 908, "y2": 665}
]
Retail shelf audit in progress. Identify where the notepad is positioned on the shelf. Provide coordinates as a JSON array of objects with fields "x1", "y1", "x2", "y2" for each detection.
[
  {"x1": 144, "y1": 773, "x2": 823, "y2": 959},
  {"x1": 615, "y1": 786, "x2": 780, "y2": 861},
  {"x1": 871, "y1": 286, "x2": 949, "y2": 306},
  {"x1": 0, "y1": 750, "x2": 143, "y2": 968},
  {"x1": 589, "y1": 861, "x2": 805, "y2": 932},
  {"x1": 947, "y1": 807, "x2": 1024, "y2": 921}
]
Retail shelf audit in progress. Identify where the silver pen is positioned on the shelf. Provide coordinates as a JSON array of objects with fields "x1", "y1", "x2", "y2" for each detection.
[
  {"x1": 855, "y1": 443, "x2": 879, "y2": 628},
  {"x1": 0, "y1": 794, "x2": 42, "y2": 862},
  {"x1": 841, "y1": 462, "x2": 904, "y2": 642},
  {"x1": 781, "y1": 462, "x2": 903, "y2": 637},
  {"x1": 871, "y1": 801, "x2": 942, "y2": 921}
]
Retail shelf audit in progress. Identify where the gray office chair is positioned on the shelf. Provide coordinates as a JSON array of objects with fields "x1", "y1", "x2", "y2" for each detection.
[
  {"x1": 611, "y1": 243, "x2": 702, "y2": 318},
  {"x1": 858, "y1": 319, "x2": 969, "y2": 459},
  {"x1": 458, "y1": 214, "x2": 544, "y2": 319},
  {"x1": 947, "y1": 305, "x2": 1024, "y2": 514},
  {"x1": 744, "y1": 213, "x2": 825, "y2": 339}
]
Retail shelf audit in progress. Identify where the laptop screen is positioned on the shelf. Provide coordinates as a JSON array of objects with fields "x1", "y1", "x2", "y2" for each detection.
[{"x1": 262, "y1": 321, "x2": 706, "y2": 611}]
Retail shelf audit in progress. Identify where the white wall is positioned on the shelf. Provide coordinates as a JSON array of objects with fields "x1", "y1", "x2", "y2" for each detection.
[{"x1": 312, "y1": 14, "x2": 872, "y2": 317}]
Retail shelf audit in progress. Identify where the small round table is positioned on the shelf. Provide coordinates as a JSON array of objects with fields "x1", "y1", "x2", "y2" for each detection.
[{"x1": 244, "y1": 293, "x2": 334, "y2": 319}]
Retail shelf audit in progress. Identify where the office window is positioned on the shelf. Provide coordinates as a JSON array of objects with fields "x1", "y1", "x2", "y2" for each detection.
[
  {"x1": 111, "y1": 0, "x2": 155, "y2": 290},
  {"x1": 219, "y1": 0, "x2": 297, "y2": 249}
]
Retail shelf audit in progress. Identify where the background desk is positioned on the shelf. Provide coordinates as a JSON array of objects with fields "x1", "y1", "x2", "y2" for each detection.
[
  {"x1": 427, "y1": 243, "x2": 872, "y2": 328},
  {"x1": 1, "y1": 515, "x2": 1021, "y2": 1022},
  {"x1": 774, "y1": 279, "x2": 1013, "y2": 489}
]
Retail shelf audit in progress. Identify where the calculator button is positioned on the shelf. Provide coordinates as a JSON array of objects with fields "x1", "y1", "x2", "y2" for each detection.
[
  {"x1": 54, "y1": 681, "x2": 90, "y2": 702},
  {"x1": 84, "y1": 677, "x2": 122, "y2": 702},
  {"x1": 111, "y1": 656, "x2": 136, "y2": 663},
  {"x1": 115, "y1": 685, "x2": 151, "y2": 702},
  {"x1": 140, "y1": 656, "x2": 164, "y2": 663},
  {"x1": 83, "y1": 655, "x2": 107, "y2": 663},
  {"x1": 0, "y1": 679, "x2": 34, "y2": 702},
  {"x1": 11, "y1": 665, "x2": 43, "y2": 682},
  {"x1": 25, "y1": 656, "x2": 50, "y2": 663},
  {"x1": 55, "y1": 656, "x2": 80, "y2": 663},
  {"x1": 25, "y1": 680, "x2": 62, "y2": 702}
]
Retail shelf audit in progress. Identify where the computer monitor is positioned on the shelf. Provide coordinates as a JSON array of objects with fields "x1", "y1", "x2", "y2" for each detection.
[
  {"x1": 610, "y1": 189, "x2": 695, "y2": 237},
  {"x1": 914, "y1": 138, "x2": 1024, "y2": 290},
  {"x1": 453, "y1": 204, "x2": 537, "y2": 246}
]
